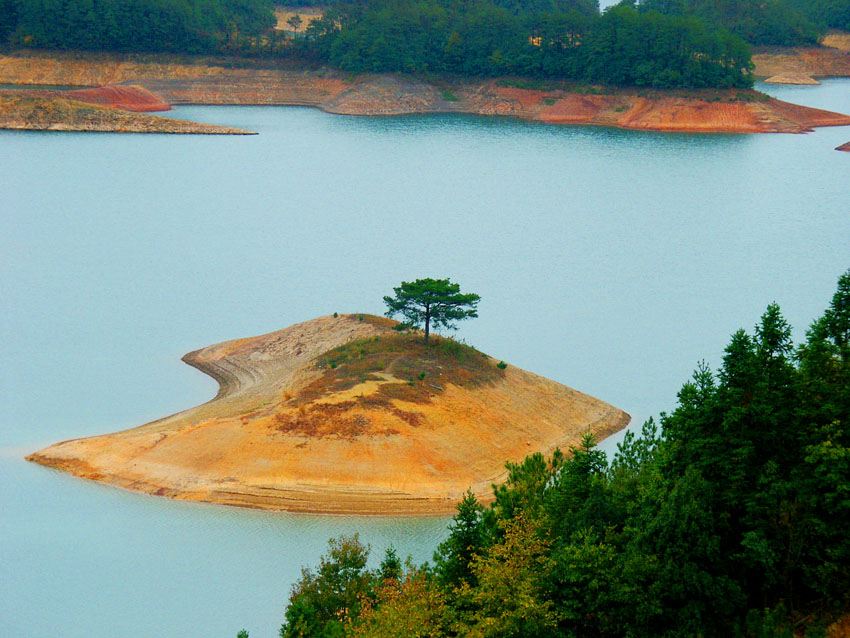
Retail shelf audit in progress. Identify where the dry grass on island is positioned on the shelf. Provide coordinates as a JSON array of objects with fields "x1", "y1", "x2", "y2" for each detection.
[{"x1": 26, "y1": 314, "x2": 630, "y2": 515}]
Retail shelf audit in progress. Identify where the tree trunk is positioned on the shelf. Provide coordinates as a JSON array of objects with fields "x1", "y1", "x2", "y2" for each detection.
[{"x1": 424, "y1": 306, "x2": 430, "y2": 344}]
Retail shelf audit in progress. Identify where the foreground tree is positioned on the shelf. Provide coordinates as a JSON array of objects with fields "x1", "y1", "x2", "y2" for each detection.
[
  {"x1": 383, "y1": 278, "x2": 480, "y2": 344},
  {"x1": 279, "y1": 535, "x2": 372, "y2": 638}
]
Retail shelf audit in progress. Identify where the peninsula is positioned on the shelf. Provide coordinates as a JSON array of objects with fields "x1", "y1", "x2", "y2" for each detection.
[
  {"x1": 0, "y1": 86, "x2": 255, "y2": 134},
  {"x1": 27, "y1": 314, "x2": 629, "y2": 515}
]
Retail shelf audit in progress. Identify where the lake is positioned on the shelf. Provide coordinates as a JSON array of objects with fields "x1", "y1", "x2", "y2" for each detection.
[{"x1": 1, "y1": 79, "x2": 848, "y2": 637}]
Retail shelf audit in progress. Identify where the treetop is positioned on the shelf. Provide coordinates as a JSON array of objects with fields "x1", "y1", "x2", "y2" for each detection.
[{"x1": 383, "y1": 278, "x2": 480, "y2": 342}]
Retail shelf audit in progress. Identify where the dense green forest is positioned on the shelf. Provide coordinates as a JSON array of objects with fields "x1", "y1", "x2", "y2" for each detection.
[
  {"x1": 2, "y1": 0, "x2": 844, "y2": 57},
  {"x1": 275, "y1": 270, "x2": 850, "y2": 638},
  {"x1": 634, "y1": 0, "x2": 823, "y2": 46},
  {"x1": 305, "y1": 0, "x2": 752, "y2": 87},
  {"x1": 0, "y1": 0, "x2": 276, "y2": 52},
  {"x1": 789, "y1": 0, "x2": 850, "y2": 31},
  {"x1": 0, "y1": 0, "x2": 754, "y2": 88}
]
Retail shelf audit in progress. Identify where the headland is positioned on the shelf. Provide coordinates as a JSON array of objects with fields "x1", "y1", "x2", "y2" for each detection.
[{"x1": 26, "y1": 314, "x2": 630, "y2": 515}]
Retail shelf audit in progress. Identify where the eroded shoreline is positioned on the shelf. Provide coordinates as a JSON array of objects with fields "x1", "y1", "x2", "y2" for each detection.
[
  {"x1": 27, "y1": 315, "x2": 630, "y2": 515},
  {"x1": 2, "y1": 50, "x2": 850, "y2": 134}
]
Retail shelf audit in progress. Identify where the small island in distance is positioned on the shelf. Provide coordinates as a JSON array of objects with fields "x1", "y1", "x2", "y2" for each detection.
[{"x1": 27, "y1": 313, "x2": 629, "y2": 514}]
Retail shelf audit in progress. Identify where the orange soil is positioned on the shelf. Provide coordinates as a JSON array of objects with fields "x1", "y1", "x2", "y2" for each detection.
[
  {"x1": 532, "y1": 90, "x2": 848, "y2": 133},
  {"x1": 753, "y1": 46, "x2": 850, "y2": 78},
  {"x1": 1, "y1": 51, "x2": 848, "y2": 134},
  {"x1": 837, "y1": 141, "x2": 850, "y2": 151},
  {"x1": 26, "y1": 315, "x2": 629, "y2": 515},
  {"x1": 62, "y1": 84, "x2": 170, "y2": 111}
]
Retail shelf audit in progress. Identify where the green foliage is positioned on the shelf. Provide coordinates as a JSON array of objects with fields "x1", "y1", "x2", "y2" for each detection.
[
  {"x1": 237, "y1": 630, "x2": 249, "y2": 638},
  {"x1": 378, "y1": 547, "x2": 402, "y2": 582},
  {"x1": 496, "y1": 361, "x2": 507, "y2": 369},
  {"x1": 789, "y1": 0, "x2": 850, "y2": 31},
  {"x1": 383, "y1": 278, "x2": 480, "y2": 344},
  {"x1": 280, "y1": 269, "x2": 850, "y2": 638},
  {"x1": 454, "y1": 515, "x2": 561, "y2": 638},
  {"x1": 308, "y1": 0, "x2": 752, "y2": 88},
  {"x1": 1, "y1": 0, "x2": 755, "y2": 88},
  {"x1": 432, "y1": 491, "x2": 486, "y2": 589},
  {"x1": 347, "y1": 568, "x2": 449, "y2": 638},
  {"x1": 279, "y1": 535, "x2": 373, "y2": 638},
  {"x1": 4, "y1": 0, "x2": 275, "y2": 54},
  {"x1": 636, "y1": 0, "x2": 825, "y2": 45}
]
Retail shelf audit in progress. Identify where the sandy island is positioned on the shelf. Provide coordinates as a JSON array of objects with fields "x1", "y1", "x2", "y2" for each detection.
[
  {"x1": 2, "y1": 50, "x2": 850, "y2": 134},
  {"x1": 27, "y1": 314, "x2": 630, "y2": 515}
]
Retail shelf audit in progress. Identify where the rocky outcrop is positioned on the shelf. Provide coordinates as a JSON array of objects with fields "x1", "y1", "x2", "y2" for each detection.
[
  {"x1": 764, "y1": 73, "x2": 820, "y2": 85},
  {"x1": 0, "y1": 94, "x2": 253, "y2": 134},
  {"x1": 27, "y1": 314, "x2": 630, "y2": 515}
]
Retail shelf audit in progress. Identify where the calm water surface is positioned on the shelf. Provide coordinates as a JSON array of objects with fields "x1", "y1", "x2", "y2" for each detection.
[{"x1": 1, "y1": 79, "x2": 848, "y2": 637}]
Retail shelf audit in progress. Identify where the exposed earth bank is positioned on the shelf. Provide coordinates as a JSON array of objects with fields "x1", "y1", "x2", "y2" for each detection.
[
  {"x1": 58, "y1": 84, "x2": 171, "y2": 111},
  {"x1": 26, "y1": 314, "x2": 630, "y2": 515},
  {"x1": 1, "y1": 50, "x2": 849, "y2": 134},
  {"x1": 753, "y1": 31, "x2": 850, "y2": 81},
  {"x1": 0, "y1": 92, "x2": 253, "y2": 133}
]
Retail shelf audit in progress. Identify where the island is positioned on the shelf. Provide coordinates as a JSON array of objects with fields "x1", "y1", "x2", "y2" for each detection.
[{"x1": 27, "y1": 314, "x2": 629, "y2": 515}]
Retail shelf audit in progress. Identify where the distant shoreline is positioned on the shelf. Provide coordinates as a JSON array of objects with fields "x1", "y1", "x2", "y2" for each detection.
[{"x1": 2, "y1": 49, "x2": 850, "y2": 135}]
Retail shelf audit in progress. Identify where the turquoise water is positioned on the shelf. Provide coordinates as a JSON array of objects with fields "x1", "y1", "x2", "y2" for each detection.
[{"x1": 1, "y1": 80, "x2": 848, "y2": 637}]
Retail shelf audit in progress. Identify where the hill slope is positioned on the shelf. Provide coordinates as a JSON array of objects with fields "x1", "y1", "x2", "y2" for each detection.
[{"x1": 27, "y1": 315, "x2": 629, "y2": 514}]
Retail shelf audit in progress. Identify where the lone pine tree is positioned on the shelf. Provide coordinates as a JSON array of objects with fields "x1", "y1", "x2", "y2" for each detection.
[{"x1": 383, "y1": 278, "x2": 480, "y2": 344}]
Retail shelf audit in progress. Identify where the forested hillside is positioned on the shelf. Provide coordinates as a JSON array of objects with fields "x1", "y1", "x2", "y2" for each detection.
[
  {"x1": 790, "y1": 0, "x2": 850, "y2": 31},
  {"x1": 306, "y1": 1, "x2": 752, "y2": 87},
  {"x1": 0, "y1": 0, "x2": 276, "y2": 52},
  {"x1": 0, "y1": 0, "x2": 755, "y2": 88},
  {"x1": 635, "y1": 0, "x2": 823, "y2": 46},
  {"x1": 635, "y1": 0, "x2": 850, "y2": 45},
  {"x1": 278, "y1": 269, "x2": 850, "y2": 638}
]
